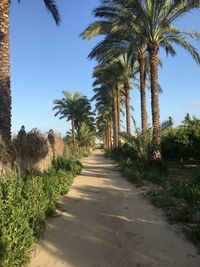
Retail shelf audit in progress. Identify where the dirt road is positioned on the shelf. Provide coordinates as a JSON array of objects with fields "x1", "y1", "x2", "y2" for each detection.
[{"x1": 27, "y1": 150, "x2": 200, "y2": 267}]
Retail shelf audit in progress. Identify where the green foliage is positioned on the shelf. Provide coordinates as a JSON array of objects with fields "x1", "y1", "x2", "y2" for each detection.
[
  {"x1": 150, "y1": 191, "x2": 177, "y2": 208},
  {"x1": 76, "y1": 123, "x2": 96, "y2": 147},
  {"x1": 52, "y1": 156, "x2": 82, "y2": 176},
  {"x1": 0, "y1": 178, "x2": 35, "y2": 267},
  {"x1": 120, "y1": 129, "x2": 153, "y2": 163},
  {"x1": 106, "y1": 146, "x2": 167, "y2": 185},
  {"x1": 107, "y1": 145, "x2": 200, "y2": 206},
  {"x1": 162, "y1": 119, "x2": 200, "y2": 160},
  {"x1": 167, "y1": 207, "x2": 199, "y2": 224},
  {"x1": 164, "y1": 177, "x2": 200, "y2": 207},
  {"x1": 0, "y1": 159, "x2": 82, "y2": 267}
]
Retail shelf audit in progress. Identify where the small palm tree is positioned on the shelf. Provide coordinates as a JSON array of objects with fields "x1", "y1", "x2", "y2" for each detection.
[
  {"x1": 76, "y1": 122, "x2": 96, "y2": 148},
  {"x1": 53, "y1": 91, "x2": 83, "y2": 147},
  {"x1": 120, "y1": 129, "x2": 153, "y2": 164}
]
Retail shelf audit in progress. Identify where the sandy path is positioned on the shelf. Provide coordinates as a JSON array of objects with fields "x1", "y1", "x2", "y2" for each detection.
[{"x1": 27, "y1": 150, "x2": 200, "y2": 267}]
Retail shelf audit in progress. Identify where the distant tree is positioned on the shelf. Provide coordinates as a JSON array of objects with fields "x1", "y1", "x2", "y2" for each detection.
[{"x1": 53, "y1": 91, "x2": 83, "y2": 147}]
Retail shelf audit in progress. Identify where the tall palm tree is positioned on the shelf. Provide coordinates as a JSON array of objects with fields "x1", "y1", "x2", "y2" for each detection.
[
  {"x1": 82, "y1": 0, "x2": 200, "y2": 160},
  {"x1": 93, "y1": 64, "x2": 122, "y2": 147},
  {"x1": 127, "y1": 0, "x2": 200, "y2": 160},
  {"x1": 53, "y1": 91, "x2": 83, "y2": 147},
  {"x1": 94, "y1": 91, "x2": 113, "y2": 149},
  {"x1": 111, "y1": 53, "x2": 138, "y2": 134},
  {"x1": 84, "y1": 33, "x2": 149, "y2": 133},
  {"x1": 0, "y1": 0, "x2": 60, "y2": 152},
  {"x1": 81, "y1": 3, "x2": 150, "y2": 135}
]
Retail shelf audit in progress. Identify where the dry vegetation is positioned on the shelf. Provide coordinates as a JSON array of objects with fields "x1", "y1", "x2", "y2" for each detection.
[{"x1": 0, "y1": 128, "x2": 66, "y2": 176}]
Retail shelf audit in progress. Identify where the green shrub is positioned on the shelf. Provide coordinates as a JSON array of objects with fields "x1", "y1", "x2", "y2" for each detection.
[
  {"x1": 162, "y1": 120, "x2": 200, "y2": 160},
  {"x1": 52, "y1": 156, "x2": 82, "y2": 175},
  {"x1": 0, "y1": 159, "x2": 82, "y2": 267},
  {"x1": 0, "y1": 178, "x2": 35, "y2": 267}
]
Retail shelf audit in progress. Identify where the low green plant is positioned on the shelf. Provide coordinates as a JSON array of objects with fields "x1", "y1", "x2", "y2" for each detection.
[
  {"x1": 52, "y1": 156, "x2": 82, "y2": 175},
  {"x1": 167, "y1": 207, "x2": 199, "y2": 224},
  {"x1": 0, "y1": 159, "x2": 82, "y2": 267},
  {"x1": 120, "y1": 129, "x2": 153, "y2": 163},
  {"x1": 164, "y1": 178, "x2": 200, "y2": 206},
  {"x1": 150, "y1": 191, "x2": 177, "y2": 208}
]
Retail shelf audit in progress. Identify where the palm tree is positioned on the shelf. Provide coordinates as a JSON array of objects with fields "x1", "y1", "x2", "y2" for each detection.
[
  {"x1": 112, "y1": 53, "x2": 138, "y2": 134},
  {"x1": 92, "y1": 70, "x2": 115, "y2": 149},
  {"x1": 120, "y1": 0, "x2": 200, "y2": 160},
  {"x1": 81, "y1": 3, "x2": 149, "y2": 135},
  {"x1": 82, "y1": 0, "x2": 200, "y2": 160},
  {"x1": 76, "y1": 122, "x2": 96, "y2": 148},
  {"x1": 75, "y1": 96, "x2": 95, "y2": 133},
  {"x1": 81, "y1": 1, "x2": 149, "y2": 134},
  {"x1": 0, "y1": 0, "x2": 60, "y2": 153},
  {"x1": 53, "y1": 91, "x2": 83, "y2": 147},
  {"x1": 85, "y1": 34, "x2": 149, "y2": 133},
  {"x1": 93, "y1": 64, "x2": 122, "y2": 147}
]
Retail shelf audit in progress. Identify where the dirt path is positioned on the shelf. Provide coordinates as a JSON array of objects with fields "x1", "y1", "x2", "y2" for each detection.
[{"x1": 27, "y1": 150, "x2": 200, "y2": 267}]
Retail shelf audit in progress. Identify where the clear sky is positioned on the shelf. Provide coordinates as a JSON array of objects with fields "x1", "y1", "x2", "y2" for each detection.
[{"x1": 10, "y1": 0, "x2": 200, "y2": 136}]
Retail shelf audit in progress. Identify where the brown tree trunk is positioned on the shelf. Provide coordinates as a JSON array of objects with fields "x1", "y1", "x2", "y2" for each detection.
[
  {"x1": 116, "y1": 85, "x2": 121, "y2": 135},
  {"x1": 71, "y1": 112, "x2": 76, "y2": 148},
  {"x1": 107, "y1": 124, "x2": 111, "y2": 150},
  {"x1": 149, "y1": 43, "x2": 161, "y2": 161},
  {"x1": 113, "y1": 93, "x2": 118, "y2": 148},
  {"x1": 109, "y1": 123, "x2": 112, "y2": 149},
  {"x1": 0, "y1": 0, "x2": 12, "y2": 147},
  {"x1": 138, "y1": 53, "x2": 148, "y2": 133},
  {"x1": 106, "y1": 124, "x2": 109, "y2": 149},
  {"x1": 104, "y1": 128, "x2": 107, "y2": 149},
  {"x1": 112, "y1": 114, "x2": 116, "y2": 148},
  {"x1": 124, "y1": 82, "x2": 131, "y2": 134}
]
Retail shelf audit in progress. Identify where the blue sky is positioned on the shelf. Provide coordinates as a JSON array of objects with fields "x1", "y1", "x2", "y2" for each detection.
[{"x1": 10, "y1": 0, "x2": 200, "y2": 136}]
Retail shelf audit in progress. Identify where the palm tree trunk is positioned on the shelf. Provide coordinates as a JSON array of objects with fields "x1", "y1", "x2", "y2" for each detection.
[
  {"x1": 106, "y1": 124, "x2": 109, "y2": 149},
  {"x1": 138, "y1": 53, "x2": 148, "y2": 133},
  {"x1": 112, "y1": 115, "x2": 116, "y2": 148},
  {"x1": 116, "y1": 85, "x2": 121, "y2": 135},
  {"x1": 109, "y1": 123, "x2": 112, "y2": 149},
  {"x1": 113, "y1": 93, "x2": 118, "y2": 148},
  {"x1": 149, "y1": 43, "x2": 161, "y2": 160},
  {"x1": 107, "y1": 124, "x2": 111, "y2": 150},
  {"x1": 124, "y1": 82, "x2": 131, "y2": 134},
  {"x1": 0, "y1": 0, "x2": 12, "y2": 147},
  {"x1": 71, "y1": 112, "x2": 76, "y2": 148}
]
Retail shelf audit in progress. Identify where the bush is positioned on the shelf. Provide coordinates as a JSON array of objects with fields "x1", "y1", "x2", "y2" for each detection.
[
  {"x1": 0, "y1": 159, "x2": 82, "y2": 267},
  {"x1": 0, "y1": 178, "x2": 35, "y2": 267},
  {"x1": 162, "y1": 120, "x2": 200, "y2": 160},
  {"x1": 52, "y1": 156, "x2": 82, "y2": 176}
]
